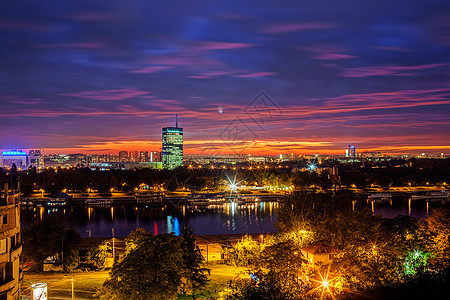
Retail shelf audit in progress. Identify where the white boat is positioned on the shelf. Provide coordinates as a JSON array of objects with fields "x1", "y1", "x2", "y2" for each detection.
[
  {"x1": 411, "y1": 190, "x2": 449, "y2": 200},
  {"x1": 187, "y1": 194, "x2": 209, "y2": 206},
  {"x1": 238, "y1": 195, "x2": 260, "y2": 203},
  {"x1": 187, "y1": 193, "x2": 225, "y2": 205},
  {"x1": 85, "y1": 199, "x2": 113, "y2": 206},
  {"x1": 135, "y1": 190, "x2": 165, "y2": 206},
  {"x1": 368, "y1": 193, "x2": 392, "y2": 201}
]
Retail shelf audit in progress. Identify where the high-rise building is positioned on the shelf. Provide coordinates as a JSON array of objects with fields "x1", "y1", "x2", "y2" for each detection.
[
  {"x1": 0, "y1": 182, "x2": 22, "y2": 300},
  {"x1": 345, "y1": 145, "x2": 356, "y2": 157},
  {"x1": 119, "y1": 151, "x2": 129, "y2": 162},
  {"x1": 162, "y1": 116, "x2": 183, "y2": 169},
  {"x1": 139, "y1": 151, "x2": 149, "y2": 162},
  {"x1": 129, "y1": 151, "x2": 140, "y2": 162}
]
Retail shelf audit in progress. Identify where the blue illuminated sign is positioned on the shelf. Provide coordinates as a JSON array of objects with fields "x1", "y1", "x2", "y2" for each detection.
[{"x1": 2, "y1": 151, "x2": 27, "y2": 156}]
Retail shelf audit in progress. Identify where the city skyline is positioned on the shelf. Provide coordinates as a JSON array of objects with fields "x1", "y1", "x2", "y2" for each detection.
[{"x1": 1, "y1": 0, "x2": 450, "y2": 155}]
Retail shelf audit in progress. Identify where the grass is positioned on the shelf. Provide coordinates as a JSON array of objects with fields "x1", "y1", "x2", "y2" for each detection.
[
  {"x1": 22, "y1": 264, "x2": 245, "y2": 299},
  {"x1": 22, "y1": 271, "x2": 109, "y2": 299}
]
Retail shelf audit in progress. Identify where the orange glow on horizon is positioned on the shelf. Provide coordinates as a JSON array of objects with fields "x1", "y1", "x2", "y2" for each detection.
[{"x1": 34, "y1": 139, "x2": 449, "y2": 156}]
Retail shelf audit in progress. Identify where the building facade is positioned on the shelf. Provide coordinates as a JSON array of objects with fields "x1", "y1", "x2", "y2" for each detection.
[
  {"x1": 139, "y1": 151, "x2": 149, "y2": 162},
  {"x1": 0, "y1": 183, "x2": 22, "y2": 300},
  {"x1": 28, "y1": 150, "x2": 43, "y2": 168},
  {"x1": 162, "y1": 126, "x2": 183, "y2": 170},
  {"x1": 0, "y1": 151, "x2": 28, "y2": 170},
  {"x1": 118, "y1": 151, "x2": 129, "y2": 162}
]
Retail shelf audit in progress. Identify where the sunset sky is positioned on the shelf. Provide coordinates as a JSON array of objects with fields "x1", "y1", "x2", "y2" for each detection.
[{"x1": 1, "y1": 0, "x2": 449, "y2": 155}]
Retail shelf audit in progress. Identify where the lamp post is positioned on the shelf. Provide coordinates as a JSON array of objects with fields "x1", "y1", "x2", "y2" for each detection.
[
  {"x1": 293, "y1": 251, "x2": 299, "y2": 284},
  {"x1": 71, "y1": 276, "x2": 75, "y2": 300}
]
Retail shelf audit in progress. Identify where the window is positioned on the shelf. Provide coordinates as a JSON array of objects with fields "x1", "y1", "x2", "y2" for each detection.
[
  {"x1": 0, "y1": 239, "x2": 7, "y2": 254},
  {"x1": 10, "y1": 235, "x2": 15, "y2": 249},
  {"x1": 1, "y1": 215, "x2": 6, "y2": 225}
]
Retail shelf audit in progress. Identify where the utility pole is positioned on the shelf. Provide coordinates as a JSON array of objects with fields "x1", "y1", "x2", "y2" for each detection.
[
  {"x1": 112, "y1": 228, "x2": 115, "y2": 263},
  {"x1": 61, "y1": 234, "x2": 64, "y2": 271},
  {"x1": 206, "y1": 241, "x2": 208, "y2": 264},
  {"x1": 71, "y1": 276, "x2": 75, "y2": 300}
]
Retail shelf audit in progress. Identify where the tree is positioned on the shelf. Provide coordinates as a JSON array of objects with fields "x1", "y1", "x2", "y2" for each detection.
[
  {"x1": 100, "y1": 233, "x2": 185, "y2": 300},
  {"x1": 220, "y1": 269, "x2": 304, "y2": 300},
  {"x1": 426, "y1": 208, "x2": 450, "y2": 268},
  {"x1": 22, "y1": 215, "x2": 81, "y2": 271},
  {"x1": 260, "y1": 239, "x2": 304, "y2": 272},
  {"x1": 180, "y1": 224, "x2": 208, "y2": 298},
  {"x1": 86, "y1": 240, "x2": 112, "y2": 269},
  {"x1": 225, "y1": 236, "x2": 260, "y2": 267},
  {"x1": 124, "y1": 228, "x2": 150, "y2": 254}
]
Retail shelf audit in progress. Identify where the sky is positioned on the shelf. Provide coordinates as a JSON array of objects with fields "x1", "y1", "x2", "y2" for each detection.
[{"x1": 1, "y1": 0, "x2": 449, "y2": 155}]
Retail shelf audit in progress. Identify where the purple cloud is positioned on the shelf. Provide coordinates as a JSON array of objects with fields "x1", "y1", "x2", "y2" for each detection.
[
  {"x1": 0, "y1": 19, "x2": 49, "y2": 31},
  {"x1": 70, "y1": 12, "x2": 116, "y2": 21},
  {"x1": 194, "y1": 41, "x2": 254, "y2": 51},
  {"x1": 234, "y1": 72, "x2": 275, "y2": 78},
  {"x1": 340, "y1": 63, "x2": 447, "y2": 77},
  {"x1": 262, "y1": 22, "x2": 333, "y2": 34},
  {"x1": 130, "y1": 66, "x2": 173, "y2": 74},
  {"x1": 62, "y1": 88, "x2": 151, "y2": 101}
]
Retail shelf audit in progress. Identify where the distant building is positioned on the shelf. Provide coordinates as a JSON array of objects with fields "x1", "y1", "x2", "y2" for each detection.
[
  {"x1": 150, "y1": 151, "x2": 161, "y2": 162},
  {"x1": 184, "y1": 154, "x2": 247, "y2": 164},
  {"x1": 139, "y1": 151, "x2": 149, "y2": 162},
  {"x1": 345, "y1": 145, "x2": 356, "y2": 157},
  {"x1": 0, "y1": 151, "x2": 28, "y2": 170},
  {"x1": 123, "y1": 162, "x2": 163, "y2": 170},
  {"x1": 129, "y1": 151, "x2": 140, "y2": 162},
  {"x1": 118, "y1": 151, "x2": 129, "y2": 162},
  {"x1": 89, "y1": 162, "x2": 125, "y2": 171},
  {"x1": 0, "y1": 182, "x2": 22, "y2": 299},
  {"x1": 162, "y1": 116, "x2": 183, "y2": 170},
  {"x1": 360, "y1": 151, "x2": 383, "y2": 158},
  {"x1": 28, "y1": 150, "x2": 43, "y2": 168}
]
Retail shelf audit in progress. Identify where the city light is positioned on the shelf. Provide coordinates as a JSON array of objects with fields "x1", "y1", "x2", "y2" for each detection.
[{"x1": 308, "y1": 162, "x2": 317, "y2": 171}]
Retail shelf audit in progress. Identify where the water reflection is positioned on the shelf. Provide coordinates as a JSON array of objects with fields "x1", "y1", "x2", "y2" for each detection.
[
  {"x1": 21, "y1": 197, "x2": 444, "y2": 238},
  {"x1": 366, "y1": 196, "x2": 449, "y2": 219},
  {"x1": 21, "y1": 202, "x2": 279, "y2": 238}
]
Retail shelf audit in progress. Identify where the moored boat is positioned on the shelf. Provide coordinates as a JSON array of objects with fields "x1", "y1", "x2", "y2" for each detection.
[
  {"x1": 135, "y1": 190, "x2": 165, "y2": 207},
  {"x1": 46, "y1": 193, "x2": 72, "y2": 207},
  {"x1": 411, "y1": 189, "x2": 449, "y2": 200},
  {"x1": 85, "y1": 199, "x2": 113, "y2": 206},
  {"x1": 367, "y1": 193, "x2": 392, "y2": 201}
]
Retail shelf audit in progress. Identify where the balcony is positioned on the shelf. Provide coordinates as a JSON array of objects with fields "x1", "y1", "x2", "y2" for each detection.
[
  {"x1": 10, "y1": 244, "x2": 22, "y2": 261},
  {"x1": 0, "y1": 275, "x2": 15, "y2": 294}
]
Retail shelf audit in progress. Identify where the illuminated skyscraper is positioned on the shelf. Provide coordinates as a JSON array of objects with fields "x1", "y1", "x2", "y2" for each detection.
[
  {"x1": 162, "y1": 115, "x2": 183, "y2": 169},
  {"x1": 345, "y1": 145, "x2": 356, "y2": 157}
]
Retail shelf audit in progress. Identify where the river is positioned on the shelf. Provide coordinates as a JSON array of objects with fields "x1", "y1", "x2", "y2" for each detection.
[{"x1": 20, "y1": 196, "x2": 449, "y2": 238}]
